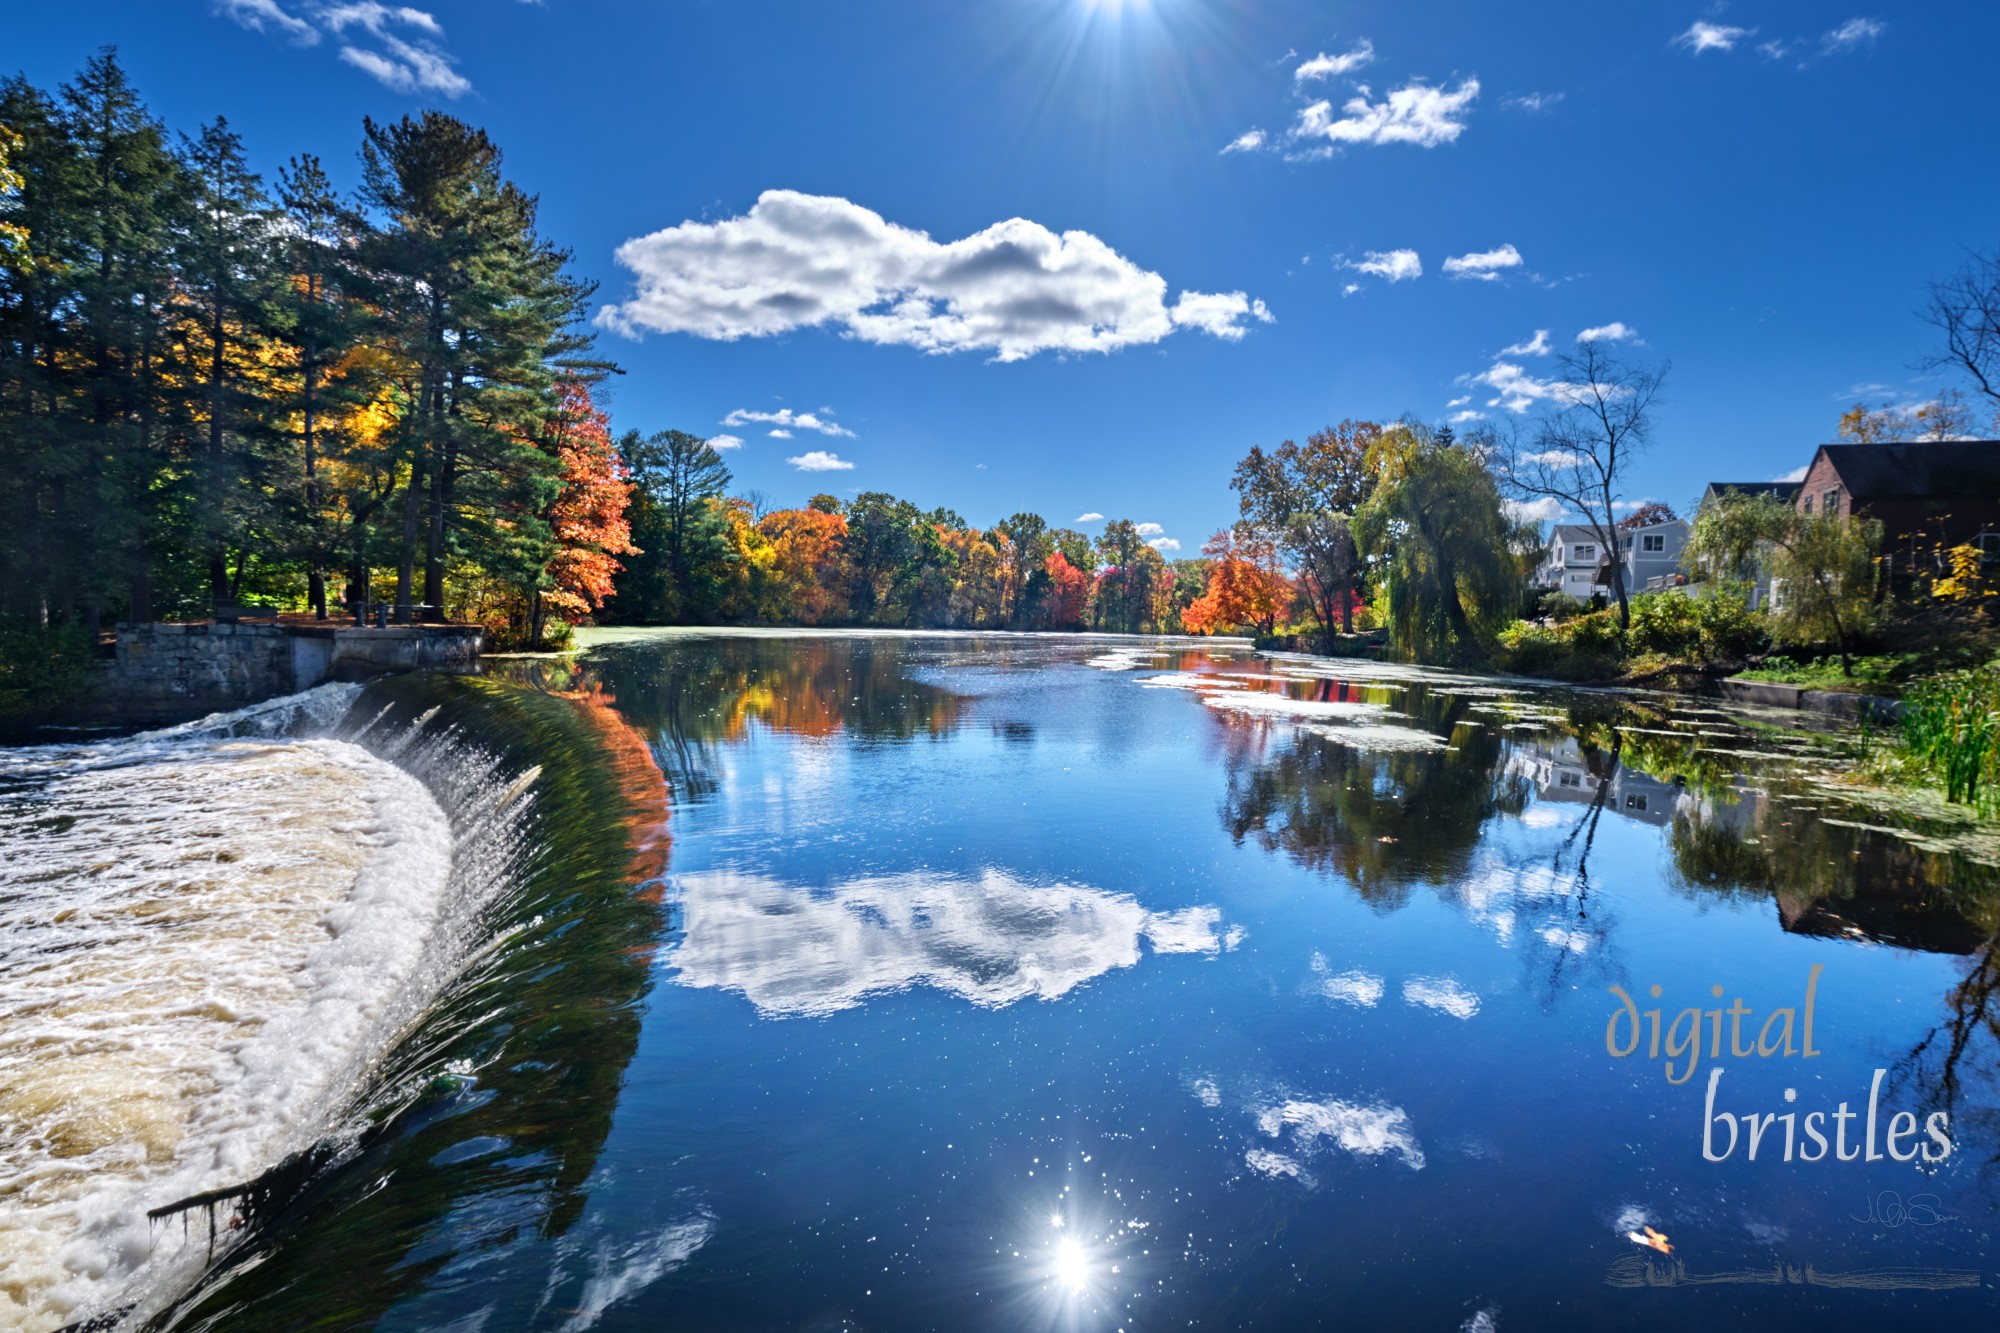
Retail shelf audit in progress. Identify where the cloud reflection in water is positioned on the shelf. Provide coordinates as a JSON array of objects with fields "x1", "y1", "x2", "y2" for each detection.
[{"x1": 668, "y1": 869, "x2": 1233, "y2": 1017}]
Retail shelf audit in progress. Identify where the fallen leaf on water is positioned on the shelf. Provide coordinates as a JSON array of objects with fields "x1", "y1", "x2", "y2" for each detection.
[{"x1": 1626, "y1": 1226, "x2": 1673, "y2": 1255}]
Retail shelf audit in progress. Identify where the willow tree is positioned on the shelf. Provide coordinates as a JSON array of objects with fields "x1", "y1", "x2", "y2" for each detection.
[
  {"x1": 1354, "y1": 422, "x2": 1518, "y2": 665},
  {"x1": 1684, "y1": 491, "x2": 1882, "y2": 675}
]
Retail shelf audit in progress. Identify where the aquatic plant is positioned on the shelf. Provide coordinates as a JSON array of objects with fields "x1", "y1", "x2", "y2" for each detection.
[{"x1": 1901, "y1": 665, "x2": 2000, "y2": 813}]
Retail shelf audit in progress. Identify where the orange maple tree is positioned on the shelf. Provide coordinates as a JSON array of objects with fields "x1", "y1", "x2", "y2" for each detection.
[
  {"x1": 1182, "y1": 529, "x2": 1291, "y2": 636},
  {"x1": 542, "y1": 380, "x2": 638, "y2": 623}
]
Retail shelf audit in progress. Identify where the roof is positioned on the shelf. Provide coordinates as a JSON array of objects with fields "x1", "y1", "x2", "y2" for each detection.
[
  {"x1": 1702, "y1": 480, "x2": 1801, "y2": 503},
  {"x1": 1812, "y1": 442, "x2": 2000, "y2": 501},
  {"x1": 1549, "y1": 524, "x2": 1602, "y2": 542}
]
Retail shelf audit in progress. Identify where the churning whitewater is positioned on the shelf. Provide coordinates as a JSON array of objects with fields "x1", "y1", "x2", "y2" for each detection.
[{"x1": 0, "y1": 687, "x2": 469, "y2": 1331}]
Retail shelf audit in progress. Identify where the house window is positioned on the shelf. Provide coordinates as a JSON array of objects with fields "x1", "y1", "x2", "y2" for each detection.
[
  {"x1": 1572, "y1": 544, "x2": 1595, "y2": 560},
  {"x1": 1801, "y1": 494, "x2": 1813, "y2": 514},
  {"x1": 1823, "y1": 487, "x2": 1841, "y2": 515},
  {"x1": 1642, "y1": 534, "x2": 1665, "y2": 553},
  {"x1": 1559, "y1": 771, "x2": 1582, "y2": 789},
  {"x1": 1625, "y1": 793, "x2": 1648, "y2": 812}
]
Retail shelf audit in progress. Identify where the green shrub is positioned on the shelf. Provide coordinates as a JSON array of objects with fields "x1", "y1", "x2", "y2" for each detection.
[
  {"x1": 0, "y1": 625, "x2": 95, "y2": 714},
  {"x1": 1627, "y1": 586, "x2": 1766, "y2": 663}
]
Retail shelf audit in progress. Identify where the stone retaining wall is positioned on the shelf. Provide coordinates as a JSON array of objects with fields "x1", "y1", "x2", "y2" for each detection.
[{"x1": 80, "y1": 622, "x2": 483, "y2": 723}]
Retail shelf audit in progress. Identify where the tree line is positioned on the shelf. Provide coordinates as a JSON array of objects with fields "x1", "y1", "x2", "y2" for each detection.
[{"x1": 0, "y1": 51, "x2": 613, "y2": 639}]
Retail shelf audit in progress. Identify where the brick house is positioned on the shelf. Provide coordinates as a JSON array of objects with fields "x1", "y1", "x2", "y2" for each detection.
[{"x1": 1793, "y1": 442, "x2": 2000, "y2": 584}]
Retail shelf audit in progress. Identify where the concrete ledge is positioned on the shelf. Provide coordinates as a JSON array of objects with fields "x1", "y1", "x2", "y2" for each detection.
[{"x1": 1718, "y1": 676, "x2": 1902, "y2": 723}]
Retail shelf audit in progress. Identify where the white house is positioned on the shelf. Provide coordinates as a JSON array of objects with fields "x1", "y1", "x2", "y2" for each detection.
[
  {"x1": 1535, "y1": 524, "x2": 1609, "y2": 600},
  {"x1": 1535, "y1": 520, "x2": 1689, "y2": 602}
]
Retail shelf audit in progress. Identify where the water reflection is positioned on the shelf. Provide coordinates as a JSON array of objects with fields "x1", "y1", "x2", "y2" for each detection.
[{"x1": 668, "y1": 869, "x2": 1232, "y2": 1017}]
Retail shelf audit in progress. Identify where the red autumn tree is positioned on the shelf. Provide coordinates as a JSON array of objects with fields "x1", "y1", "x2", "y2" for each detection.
[
  {"x1": 1041, "y1": 550, "x2": 1091, "y2": 629},
  {"x1": 536, "y1": 380, "x2": 637, "y2": 645},
  {"x1": 1182, "y1": 529, "x2": 1290, "y2": 636}
]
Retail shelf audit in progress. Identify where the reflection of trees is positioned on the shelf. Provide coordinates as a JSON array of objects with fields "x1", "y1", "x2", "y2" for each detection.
[
  {"x1": 164, "y1": 674, "x2": 670, "y2": 1330},
  {"x1": 511, "y1": 635, "x2": 968, "y2": 807},
  {"x1": 1668, "y1": 797, "x2": 2000, "y2": 954},
  {"x1": 1892, "y1": 940, "x2": 2000, "y2": 1163},
  {"x1": 1217, "y1": 684, "x2": 1529, "y2": 906}
]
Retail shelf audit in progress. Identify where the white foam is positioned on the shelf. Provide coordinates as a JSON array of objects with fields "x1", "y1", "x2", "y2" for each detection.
[{"x1": 0, "y1": 706, "x2": 471, "y2": 1330}]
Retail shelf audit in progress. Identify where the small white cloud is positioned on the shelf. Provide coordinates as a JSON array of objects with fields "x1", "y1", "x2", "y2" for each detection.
[
  {"x1": 1502, "y1": 91, "x2": 1563, "y2": 113},
  {"x1": 1342, "y1": 283, "x2": 1362, "y2": 297},
  {"x1": 215, "y1": 0, "x2": 319, "y2": 44},
  {"x1": 1134, "y1": 522, "x2": 1165, "y2": 536},
  {"x1": 707, "y1": 434, "x2": 743, "y2": 451},
  {"x1": 725, "y1": 407, "x2": 855, "y2": 437},
  {"x1": 1446, "y1": 395, "x2": 1471, "y2": 407},
  {"x1": 1170, "y1": 290, "x2": 1267, "y2": 341},
  {"x1": 768, "y1": 428, "x2": 793, "y2": 438},
  {"x1": 1822, "y1": 17, "x2": 1885, "y2": 53},
  {"x1": 1147, "y1": 537, "x2": 1182, "y2": 552},
  {"x1": 1447, "y1": 410, "x2": 1485, "y2": 425},
  {"x1": 1504, "y1": 497, "x2": 1566, "y2": 524},
  {"x1": 1500, "y1": 329, "x2": 1552, "y2": 357},
  {"x1": 1442, "y1": 244, "x2": 1524, "y2": 281},
  {"x1": 1577, "y1": 321, "x2": 1638, "y2": 343},
  {"x1": 1294, "y1": 40, "x2": 1375, "y2": 82},
  {"x1": 1774, "y1": 465, "x2": 1808, "y2": 483},
  {"x1": 1221, "y1": 128, "x2": 1268, "y2": 154},
  {"x1": 788, "y1": 450, "x2": 854, "y2": 472},
  {"x1": 1075, "y1": 512, "x2": 1104, "y2": 523},
  {"x1": 1676, "y1": 21, "x2": 1752, "y2": 53},
  {"x1": 1291, "y1": 79, "x2": 1479, "y2": 150},
  {"x1": 602, "y1": 190, "x2": 1266, "y2": 361},
  {"x1": 1612, "y1": 497, "x2": 1658, "y2": 512},
  {"x1": 321, "y1": 2, "x2": 470, "y2": 96},
  {"x1": 1350, "y1": 249, "x2": 1422, "y2": 282}
]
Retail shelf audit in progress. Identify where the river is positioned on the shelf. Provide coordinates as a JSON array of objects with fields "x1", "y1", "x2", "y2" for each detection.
[{"x1": 0, "y1": 631, "x2": 1994, "y2": 1330}]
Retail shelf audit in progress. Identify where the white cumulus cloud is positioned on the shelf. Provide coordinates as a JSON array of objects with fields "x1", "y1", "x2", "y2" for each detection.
[
  {"x1": 1147, "y1": 537, "x2": 1182, "y2": 552},
  {"x1": 1295, "y1": 40, "x2": 1375, "y2": 82},
  {"x1": 1442, "y1": 244, "x2": 1524, "y2": 281},
  {"x1": 1504, "y1": 497, "x2": 1566, "y2": 524},
  {"x1": 1133, "y1": 522, "x2": 1164, "y2": 536},
  {"x1": 1676, "y1": 21, "x2": 1751, "y2": 53},
  {"x1": 788, "y1": 450, "x2": 854, "y2": 472},
  {"x1": 1221, "y1": 128, "x2": 1268, "y2": 154},
  {"x1": 1500, "y1": 329, "x2": 1552, "y2": 357},
  {"x1": 1075, "y1": 512, "x2": 1104, "y2": 523},
  {"x1": 600, "y1": 190, "x2": 1267, "y2": 362},
  {"x1": 1577, "y1": 321, "x2": 1639, "y2": 343},
  {"x1": 1292, "y1": 78, "x2": 1479, "y2": 149},
  {"x1": 1351, "y1": 249, "x2": 1422, "y2": 282},
  {"x1": 724, "y1": 407, "x2": 855, "y2": 438}
]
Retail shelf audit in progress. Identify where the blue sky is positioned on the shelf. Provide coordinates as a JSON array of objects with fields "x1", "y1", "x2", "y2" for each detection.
[{"x1": 11, "y1": 1, "x2": 1999, "y2": 552}]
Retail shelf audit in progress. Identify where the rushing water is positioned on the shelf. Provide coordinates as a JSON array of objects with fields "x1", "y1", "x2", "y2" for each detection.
[{"x1": 2, "y1": 631, "x2": 1998, "y2": 1330}]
